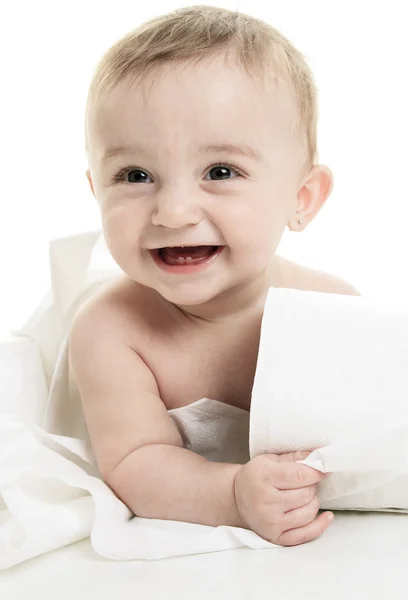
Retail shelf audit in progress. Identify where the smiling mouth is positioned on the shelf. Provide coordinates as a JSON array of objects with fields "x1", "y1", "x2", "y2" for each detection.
[{"x1": 157, "y1": 245, "x2": 220, "y2": 265}]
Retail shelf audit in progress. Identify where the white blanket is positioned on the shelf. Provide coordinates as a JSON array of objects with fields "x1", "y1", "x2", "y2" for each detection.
[
  {"x1": 0, "y1": 400, "x2": 265, "y2": 569},
  {"x1": 1, "y1": 230, "x2": 408, "y2": 569}
]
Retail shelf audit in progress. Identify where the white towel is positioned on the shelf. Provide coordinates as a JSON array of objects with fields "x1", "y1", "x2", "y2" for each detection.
[{"x1": 1, "y1": 230, "x2": 408, "y2": 569}]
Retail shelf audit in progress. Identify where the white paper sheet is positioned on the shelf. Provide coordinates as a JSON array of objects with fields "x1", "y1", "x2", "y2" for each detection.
[{"x1": 250, "y1": 287, "x2": 408, "y2": 512}]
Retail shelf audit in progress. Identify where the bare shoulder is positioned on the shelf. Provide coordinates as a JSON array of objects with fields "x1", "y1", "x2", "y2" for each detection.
[
  {"x1": 69, "y1": 275, "x2": 149, "y2": 346},
  {"x1": 277, "y1": 256, "x2": 361, "y2": 297}
]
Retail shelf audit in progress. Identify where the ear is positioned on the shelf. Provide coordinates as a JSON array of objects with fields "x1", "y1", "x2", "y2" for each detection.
[
  {"x1": 86, "y1": 169, "x2": 96, "y2": 198},
  {"x1": 288, "y1": 164, "x2": 333, "y2": 230}
]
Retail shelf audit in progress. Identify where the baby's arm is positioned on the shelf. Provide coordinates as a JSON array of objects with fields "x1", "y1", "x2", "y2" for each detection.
[{"x1": 68, "y1": 294, "x2": 243, "y2": 528}]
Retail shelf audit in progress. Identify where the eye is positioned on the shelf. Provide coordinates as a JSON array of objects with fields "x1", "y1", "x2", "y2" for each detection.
[
  {"x1": 112, "y1": 166, "x2": 152, "y2": 184},
  {"x1": 111, "y1": 162, "x2": 243, "y2": 184},
  {"x1": 204, "y1": 163, "x2": 242, "y2": 181}
]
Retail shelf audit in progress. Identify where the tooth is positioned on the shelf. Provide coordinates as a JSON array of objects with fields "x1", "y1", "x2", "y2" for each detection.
[
  {"x1": 186, "y1": 257, "x2": 192, "y2": 261},
  {"x1": 177, "y1": 257, "x2": 184, "y2": 262}
]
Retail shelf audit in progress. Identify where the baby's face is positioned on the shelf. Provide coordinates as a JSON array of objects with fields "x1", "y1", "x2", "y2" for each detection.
[{"x1": 86, "y1": 55, "x2": 306, "y2": 308}]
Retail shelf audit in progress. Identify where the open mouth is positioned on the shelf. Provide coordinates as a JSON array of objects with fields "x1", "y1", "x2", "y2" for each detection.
[
  {"x1": 149, "y1": 245, "x2": 224, "y2": 273},
  {"x1": 157, "y1": 245, "x2": 220, "y2": 266}
]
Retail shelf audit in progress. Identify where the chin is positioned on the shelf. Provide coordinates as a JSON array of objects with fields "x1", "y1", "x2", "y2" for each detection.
[{"x1": 154, "y1": 282, "x2": 221, "y2": 306}]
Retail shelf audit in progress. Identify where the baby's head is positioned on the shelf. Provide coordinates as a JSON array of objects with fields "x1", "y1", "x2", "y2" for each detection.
[{"x1": 84, "y1": 5, "x2": 333, "y2": 313}]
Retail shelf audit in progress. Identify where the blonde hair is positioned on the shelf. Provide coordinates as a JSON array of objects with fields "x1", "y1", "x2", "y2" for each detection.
[{"x1": 84, "y1": 5, "x2": 318, "y2": 167}]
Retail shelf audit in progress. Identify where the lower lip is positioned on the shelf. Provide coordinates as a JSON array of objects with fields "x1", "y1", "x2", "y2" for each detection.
[{"x1": 149, "y1": 247, "x2": 224, "y2": 274}]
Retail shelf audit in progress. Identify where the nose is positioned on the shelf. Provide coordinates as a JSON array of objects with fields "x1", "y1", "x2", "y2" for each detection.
[{"x1": 151, "y1": 186, "x2": 202, "y2": 229}]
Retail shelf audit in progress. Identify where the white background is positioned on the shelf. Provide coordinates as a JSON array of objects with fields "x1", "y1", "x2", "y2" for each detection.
[{"x1": 1, "y1": 0, "x2": 407, "y2": 336}]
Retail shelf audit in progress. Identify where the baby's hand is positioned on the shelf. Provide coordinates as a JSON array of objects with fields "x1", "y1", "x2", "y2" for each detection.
[{"x1": 234, "y1": 450, "x2": 333, "y2": 546}]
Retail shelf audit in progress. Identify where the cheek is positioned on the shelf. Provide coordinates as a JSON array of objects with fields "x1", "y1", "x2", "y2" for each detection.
[
  {"x1": 101, "y1": 203, "x2": 145, "y2": 258},
  {"x1": 223, "y1": 201, "x2": 284, "y2": 251}
]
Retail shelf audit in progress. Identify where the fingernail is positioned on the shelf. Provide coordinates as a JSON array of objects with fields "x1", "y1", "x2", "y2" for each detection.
[{"x1": 327, "y1": 513, "x2": 334, "y2": 522}]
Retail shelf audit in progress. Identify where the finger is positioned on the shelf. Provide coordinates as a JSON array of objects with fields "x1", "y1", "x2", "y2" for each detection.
[
  {"x1": 281, "y1": 493, "x2": 320, "y2": 530},
  {"x1": 278, "y1": 485, "x2": 317, "y2": 512},
  {"x1": 277, "y1": 511, "x2": 334, "y2": 547},
  {"x1": 272, "y1": 462, "x2": 328, "y2": 490},
  {"x1": 275, "y1": 450, "x2": 313, "y2": 463}
]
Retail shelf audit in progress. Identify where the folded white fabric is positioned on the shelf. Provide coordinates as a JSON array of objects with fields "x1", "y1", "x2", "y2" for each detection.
[
  {"x1": 0, "y1": 401, "x2": 270, "y2": 570},
  {"x1": 250, "y1": 287, "x2": 408, "y2": 512},
  {"x1": 2, "y1": 229, "x2": 408, "y2": 569},
  {"x1": 0, "y1": 337, "x2": 48, "y2": 425}
]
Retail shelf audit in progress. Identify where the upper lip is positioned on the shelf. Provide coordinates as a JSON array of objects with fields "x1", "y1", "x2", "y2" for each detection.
[{"x1": 147, "y1": 244, "x2": 221, "y2": 250}]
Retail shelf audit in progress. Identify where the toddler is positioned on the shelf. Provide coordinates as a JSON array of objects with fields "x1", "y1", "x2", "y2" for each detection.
[{"x1": 69, "y1": 5, "x2": 360, "y2": 547}]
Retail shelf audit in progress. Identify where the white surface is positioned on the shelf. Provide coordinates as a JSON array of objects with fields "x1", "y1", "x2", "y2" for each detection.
[{"x1": 1, "y1": 511, "x2": 407, "y2": 600}]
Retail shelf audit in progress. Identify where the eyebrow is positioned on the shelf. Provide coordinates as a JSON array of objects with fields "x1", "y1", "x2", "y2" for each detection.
[{"x1": 101, "y1": 142, "x2": 261, "y2": 162}]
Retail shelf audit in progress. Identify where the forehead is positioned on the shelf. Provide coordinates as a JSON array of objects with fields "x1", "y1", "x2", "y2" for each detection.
[{"x1": 89, "y1": 57, "x2": 298, "y2": 160}]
